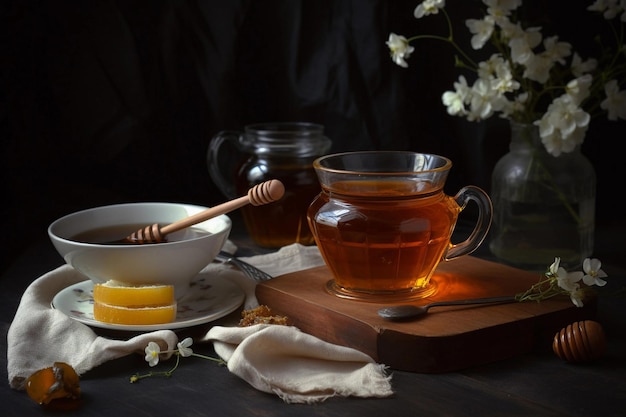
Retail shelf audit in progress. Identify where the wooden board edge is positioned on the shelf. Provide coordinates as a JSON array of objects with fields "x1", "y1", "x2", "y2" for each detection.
[{"x1": 377, "y1": 300, "x2": 598, "y2": 373}]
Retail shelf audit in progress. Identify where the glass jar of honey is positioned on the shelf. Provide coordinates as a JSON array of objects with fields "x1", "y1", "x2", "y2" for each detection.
[{"x1": 207, "y1": 122, "x2": 332, "y2": 248}]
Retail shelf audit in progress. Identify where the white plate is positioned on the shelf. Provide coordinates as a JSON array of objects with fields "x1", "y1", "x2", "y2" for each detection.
[{"x1": 51, "y1": 275, "x2": 245, "y2": 331}]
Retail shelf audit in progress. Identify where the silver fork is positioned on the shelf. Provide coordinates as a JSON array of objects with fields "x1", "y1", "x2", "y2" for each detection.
[{"x1": 215, "y1": 251, "x2": 273, "y2": 282}]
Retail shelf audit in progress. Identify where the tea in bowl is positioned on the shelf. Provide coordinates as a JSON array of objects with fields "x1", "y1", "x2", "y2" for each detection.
[
  {"x1": 48, "y1": 202, "x2": 232, "y2": 299},
  {"x1": 307, "y1": 151, "x2": 492, "y2": 301}
]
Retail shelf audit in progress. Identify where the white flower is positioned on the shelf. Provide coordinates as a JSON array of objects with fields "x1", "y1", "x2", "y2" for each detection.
[
  {"x1": 387, "y1": 0, "x2": 625, "y2": 156},
  {"x1": 565, "y1": 75, "x2": 593, "y2": 106},
  {"x1": 518, "y1": 257, "x2": 609, "y2": 307},
  {"x1": 568, "y1": 284, "x2": 586, "y2": 308},
  {"x1": 495, "y1": 66, "x2": 519, "y2": 94},
  {"x1": 177, "y1": 337, "x2": 194, "y2": 357},
  {"x1": 554, "y1": 258, "x2": 603, "y2": 307},
  {"x1": 466, "y1": 15, "x2": 495, "y2": 50},
  {"x1": 547, "y1": 257, "x2": 561, "y2": 275},
  {"x1": 536, "y1": 95, "x2": 590, "y2": 156},
  {"x1": 386, "y1": 33, "x2": 414, "y2": 68},
  {"x1": 504, "y1": 92, "x2": 528, "y2": 114},
  {"x1": 520, "y1": 36, "x2": 571, "y2": 83},
  {"x1": 484, "y1": 0, "x2": 522, "y2": 19},
  {"x1": 145, "y1": 341, "x2": 161, "y2": 367},
  {"x1": 442, "y1": 90, "x2": 466, "y2": 116},
  {"x1": 553, "y1": 264, "x2": 586, "y2": 307},
  {"x1": 571, "y1": 53, "x2": 598, "y2": 77},
  {"x1": 508, "y1": 27, "x2": 542, "y2": 65},
  {"x1": 555, "y1": 267, "x2": 582, "y2": 293},
  {"x1": 600, "y1": 79, "x2": 626, "y2": 120},
  {"x1": 545, "y1": 96, "x2": 590, "y2": 138},
  {"x1": 548, "y1": 257, "x2": 581, "y2": 293},
  {"x1": 541, "y1": 36, "x2": 572, "y2": 66},
  {"x1": 442, "y1": 75, "x2": 470, "y2": 116},
  {"x1": 581, "y1": 258, "x2": 608, "y2": 286},
  {"x1": 497, "y1": 18, "x2": 523, "y2": 41},
  {"x1": 414, "y1": 0, "x2": 445, "y2": 19},
  {"x1": 132, "y1": 337, "x2": 226, "y2": 383},
  {"x1": 522, "y1": 53, "x2": 554, "y2": 84},
  {"x1": 467, "y1": 78, "x2": 496, "y2": 121},
  {"x1": 589, "y1": 0, "x2": 626, "y2": 20},
  {"x1": 478, "y1": 54, "x2": 520, "y2": 96}
]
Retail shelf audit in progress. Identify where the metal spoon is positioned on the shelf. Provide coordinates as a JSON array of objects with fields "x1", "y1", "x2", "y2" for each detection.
[{"x1": 377, "y1": 295, "x2": 517, "y2": 321}]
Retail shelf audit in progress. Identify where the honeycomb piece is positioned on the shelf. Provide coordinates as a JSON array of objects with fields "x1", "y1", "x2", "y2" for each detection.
[
  {"x1": 25, "y1": 362, "x2": 80, "y2": 406},
  {"x1": 239, "y1": 305, "x2": 288, "y2": 326}
]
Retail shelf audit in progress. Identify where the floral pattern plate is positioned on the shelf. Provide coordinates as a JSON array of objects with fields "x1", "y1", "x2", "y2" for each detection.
[{"x1": 51, "y1": 275, "x2": 245, "y2": 331}]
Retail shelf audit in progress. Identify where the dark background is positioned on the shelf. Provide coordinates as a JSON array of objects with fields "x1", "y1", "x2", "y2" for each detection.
[{"x1": 2, "y1": 0, "x2": 623, "y2": 273}]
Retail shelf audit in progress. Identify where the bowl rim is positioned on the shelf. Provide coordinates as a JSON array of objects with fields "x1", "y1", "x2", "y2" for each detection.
[{"x1": 48, "y1": 202, "x2": 232, "y2": 248}]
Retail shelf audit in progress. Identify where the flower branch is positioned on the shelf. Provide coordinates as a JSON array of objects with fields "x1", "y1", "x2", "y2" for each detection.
[
  {"x1": 130, "y1": 338, "x2": 226, "y2": 383},
  {"x1": 516, "y1": 257, "x2": 608, "y2": 307},
  {"x1": 387, "y1": 0, "x2": 626, "y2": 157}
]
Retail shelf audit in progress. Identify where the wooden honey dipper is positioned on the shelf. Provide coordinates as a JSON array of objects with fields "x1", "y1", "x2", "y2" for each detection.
[
  {"x1": 123, "y1": 179, "x2": 285, "y2": 244},
  {"x1": 552, "y1": 320, "x2": 606, "y2": 363}
]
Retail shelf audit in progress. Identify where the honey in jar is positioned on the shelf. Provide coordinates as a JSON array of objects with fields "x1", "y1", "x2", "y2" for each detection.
[{"x1": 208, "y1": 122, "x2": 332, "y2": 248}]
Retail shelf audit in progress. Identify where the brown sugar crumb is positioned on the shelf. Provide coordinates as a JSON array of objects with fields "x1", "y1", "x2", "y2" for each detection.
[{"x1": 239, "y1": 305, "x2": 288, "y2": 327}]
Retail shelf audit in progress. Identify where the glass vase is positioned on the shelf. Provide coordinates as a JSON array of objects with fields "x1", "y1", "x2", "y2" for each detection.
[{"x1": 488, "y1": 121, "x2": 596, "y2": 271}]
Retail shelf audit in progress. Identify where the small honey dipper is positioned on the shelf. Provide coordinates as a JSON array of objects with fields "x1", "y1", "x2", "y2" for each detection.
[{"x1": 123, "y1": 179, "x2": 285, "y2": 244}]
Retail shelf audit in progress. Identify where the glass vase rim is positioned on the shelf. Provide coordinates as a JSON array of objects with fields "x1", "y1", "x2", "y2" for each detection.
[{"x1": 507, "y1": 120, "x2": 585, "y2": 155}]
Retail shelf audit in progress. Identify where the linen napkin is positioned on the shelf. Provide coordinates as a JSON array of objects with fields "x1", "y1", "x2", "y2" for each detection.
[
  {"x1": 204, "y1": 324, "x2": 393, "y2": 404},
  {"x1": 6, "y1": 265, "x2": 179, "y2": 390},
  {"x1": 7, "y1": 243, "x2": 394, "y2": 403},
  {"x1": 234, "y1": 243, "x2": 327, "y2": 308}
]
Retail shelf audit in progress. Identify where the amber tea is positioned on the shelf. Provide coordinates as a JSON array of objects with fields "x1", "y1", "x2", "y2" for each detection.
[
  {"x1": 71, "y1": 224, "x2": 211, "y2": 244},
  {"x1": 308, "y1": 151, "x2": 492, "y2": 301},
  {"x1": 308, "y1": 181, "x2": 459, "y2": 295}
]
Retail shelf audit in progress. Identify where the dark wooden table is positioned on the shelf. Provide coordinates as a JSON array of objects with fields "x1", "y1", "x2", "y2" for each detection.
[{"x1": 2, "y1": 213, "x2": 625, "y2": 416}]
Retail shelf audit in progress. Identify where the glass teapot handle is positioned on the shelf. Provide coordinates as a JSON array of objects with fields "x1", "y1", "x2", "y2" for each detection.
[
  {"x1": 207, "y1": 130, "x2": 241, "y2": 199},
  {"x1": 444, "y1": 185, "x2": 493, "y2": 260}
]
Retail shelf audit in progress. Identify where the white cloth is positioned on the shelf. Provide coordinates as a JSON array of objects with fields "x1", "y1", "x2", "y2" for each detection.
[
  {"x1": 205, "y1": 324, "x2": 393, "y2": 404},
  {"x1": 6, "y1": 243, "x2": 394, "y2": 403},
  {"x1": 6, "y1": 265, "x2": 178, "y2": 390},
  {"x1": 210, "y1": 242, "x2": 327, "y2": 310},
  {"x1": 237, "y1": 243, "x2": 327, "y2": 308}
]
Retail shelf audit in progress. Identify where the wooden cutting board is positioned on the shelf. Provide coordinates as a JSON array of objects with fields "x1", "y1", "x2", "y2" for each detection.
[{"x1": 255, "y1": 256, "x2": 596, "y2": 373}]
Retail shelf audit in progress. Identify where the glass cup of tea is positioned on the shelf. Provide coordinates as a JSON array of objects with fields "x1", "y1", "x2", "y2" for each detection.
[
  {"x1": 208, "y1": 122, "x2": 332, "y2": 248},
  {"x1": 307, "y1": 151, "x2": 492, "y2": 301}
]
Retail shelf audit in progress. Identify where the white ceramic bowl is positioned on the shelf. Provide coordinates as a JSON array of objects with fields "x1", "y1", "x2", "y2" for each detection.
[{"x1": 48, "y1": 202, "x2": 232, "y2": 299}]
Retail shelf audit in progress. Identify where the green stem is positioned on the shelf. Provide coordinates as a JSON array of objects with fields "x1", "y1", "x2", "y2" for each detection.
[
  {"x1": 532, "y1": 154, "x2": 583, "y2": 224},
  {"x1": 407, "y1": 9, "x2": 478, "y2": 69},
  {"x1": 515, "y1": 124, "x2": 583, "y2": 225},
  {"x1": 191, "y1": 353, "x2": 227, "y2": 366},
  {"x1": 130, "y1": 353, "x2": 181, "y2": 383},
  {"x1": 515, "y1": 278, "x2": 562, "y2": 302},
  {"x1": 406, "y1": 34, "x2": 478, "y2": 69},
  {"x1": 129, "y1": 351, "x2": 227, "y2": 383}
]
